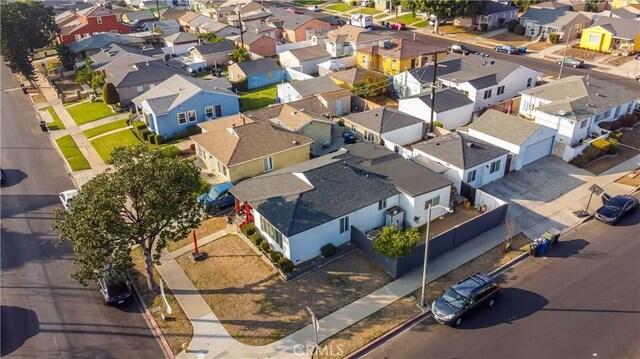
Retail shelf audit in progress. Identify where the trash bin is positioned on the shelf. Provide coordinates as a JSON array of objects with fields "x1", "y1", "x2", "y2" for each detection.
[
  {"x1": 519, "y1": 46, "x2": 527, "y2": 54},
  {"x1": 537, "y1": 239, "x2": 549, "y2": 255},
  {"x1": 541, "y1": 228, "x2": 561, "y2": 247}
]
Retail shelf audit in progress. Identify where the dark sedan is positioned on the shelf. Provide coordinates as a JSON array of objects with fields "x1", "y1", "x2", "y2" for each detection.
[
  {"x1": 494, "y1": 44, "x2": 519, "y2": 54},
  {"x1": 594, "y1": 194, "x2": 638, "y2": 224},
  {"x1": 431, "y1": 272, "x2": 500, "y2": 326}
]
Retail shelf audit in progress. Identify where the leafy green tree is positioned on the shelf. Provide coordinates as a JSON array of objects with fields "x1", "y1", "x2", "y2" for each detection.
[
  {"x1": 53, "y1": 146, "x2": 205, "y2": 293},
  {"x1": 511, "y1": 0, "x2": 544, "y2": 11},
  {"x1": 400, "y1": 0, "x2": 419, "y2": 16},
  {"x1": 372, "y1": 226, "x2": 421, "y2": 258},
  {"x1": 231, "y1": 47, "x2": 249, "y2": 62},
  {"x1": 75, "y1": 59, "x2": 95, "y2": 85},
  {"x1": 0, "y1": 1, "x2": 58, "y2": 79},
  {"x1": 56, "y1": 44, "x2": 75, "y2": 70},
  {"x1": 198, "y1": 32, "x2": 224, "y2": 44},
  {"x1": 91, "y1": 73, "x2": 105, "y2": 91},
  {"x1": 417, "y1": 0, "x2": 484, "y2": 33}
]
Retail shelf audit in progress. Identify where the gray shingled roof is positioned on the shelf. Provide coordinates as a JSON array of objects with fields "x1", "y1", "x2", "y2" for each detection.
[
  {"x1": 291, "y1": 76, "x2": 341, "y2": 97},
  {"x1": 268, "y1": 7, "x2": 315, "y2": 30},
  {"x1": 287, "y1": 45, "x2": 331, "y2": 62},
  {"x1": 437, "y1": 54, "x2": 522, "y2": 89},
  {"x1": 68, "y1": 33, "x2": 143, "y2": 53},
  {"x1": 591, "y1": 17, "x2": 640, "y2": 40},
  {"x1": 408, "y1": 88, "x2": 474, "y2": 113},
  {"x1": 164, "y1": 32, "x2": 198, "y2": 44},
  {"x1": 231, "y1": 57, "x2": 281, "y2": 77},
  {"x1": 345, "y1": 106, "x2": 423, "y2": 134},
  {"x1": 520, "y1": 8, "x2": 587, "y2": 27},
  {"x1": 106, "y1": 60, "x2": 189, "y2": 88},
  {"x1": 124, "y1": 10, "x2": 155, "y2": 22},
  {"x1": 413, "y1": 132, "x2": 509, "y2": 170},
  {"x1": 191, "y1": 41, "x2": 235, "y2": 55},
  {"x1": 468, "y1": 109, "x2": 544, "y2": 146},
  {"x1": 478, "y1": 1, "x2": 518, "y2": 15}
]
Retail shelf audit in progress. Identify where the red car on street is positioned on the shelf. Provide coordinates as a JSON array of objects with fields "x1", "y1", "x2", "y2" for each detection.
[{"x1": 391, "y1": 22, "x2": 406, "y2": 30}]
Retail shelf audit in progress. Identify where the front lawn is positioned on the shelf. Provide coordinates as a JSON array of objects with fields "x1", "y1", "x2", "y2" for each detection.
[
  {"x1": 44, "y1": 106, "x2": 65, "y2": 130},
  {"x1": 90, "y1": 129, "x2": 145, "y2": 162},
  {"x1": 489, "y1": 32, "x2": 529, "y2": 46},
  {"x1": 239, "y1": 84, "x2": 278, "y2": 111},
  {"x1": 176, "y1": 235, "x2": 391, "y2": 345},
  {"x1": 412, "y1": 20, "x2": 431, "y2": 28},
  {"x1": 167, "y1": 217, "x2": 228, "y2": 252},
  {"x1": 293, "y1": 0, "x2": 325, "y2": 4},
  {"x1": 326, "y1": 3, "x2": 355, "y2": 11},
  {"x1": 55, "y1": 135, "x2": 91, "y2": 171},
  {"x1": 356, "y1": 7, "x2": 381, "y2": 15},
  {"x1": 66, "y1": 100, "x2": 115, "y2": 125},
  {"x1": 394, "y1": 13, "x2": 424, "y2": 24},
  {"x1": 83, "y1": 119, "x2": 129, "y2": 139}
]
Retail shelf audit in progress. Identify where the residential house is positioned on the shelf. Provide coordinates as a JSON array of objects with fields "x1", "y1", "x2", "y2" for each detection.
[
  {"x1": 90, "y1": 44, "x2": 163, "y2": 69},
  {"x1": 138, "y1": 1, "x2": 162, "y2": 9},
  {"x1": 599, "y1": 7, "x2": 640, "y2": 19},
  {"x1": 191, "y1": 122, "x2": 312, "y2": 182},
  {"x1": 122, "y1": 10, "x2": 156, "y2": 24},
  {"x1": 177, "y1": 11, "x2": 202, "y2": 32},
  {"x1": 579, "y1": 17, "x2": 640, "y2": 54},
  {"x1": 315, "y1": 88, "x2": 353, "y2": 116},
  {"x1": 413, "y1": 132, "x2": 509, "y2": 192},
  {"x1": 189, "y1": 41, "x2": 235, "y2": 69},
  {"x1": 131, "y1": 74, "x2": 239, "y2": 139},
  {"x1": 279, "y1": 45, "x2": 331, "y2": 75},
  {"x1": 267, "y1": 104, "x2": 334, "y2": 155},
  {"x1": 141, "y1": 19, "x2": 181, "y2": 36},
  {"x1": 277, "y1": 76, "x2": 342, "y2": 103},
  {"x1": 467, "y1": 109, "x2": 557, "y2": 171},
  {"x1": 454, "y1": 1, "x2": 518, "y2": 30},
  {"x1": 268, "y1": 7, "x2": 334, "y2": 42},
  {"x1": 394, "y1": 54, "x2": 541, "y2": 111},
  {"x1": 163, "y1": 32, "x2": 199, "y2": 47},
  {"x1": 324, "y1": 25, "x2": 391, "y2": 58},
  {"x1": 67, "y1": 33, "x2": 144, "y2": 59},
  {"x1": 344, "y1": 0, "x2": 402, "y2": 12},
  {"x1": 342, "y1": 106, "x2": 425, "y2": 151},
  {"x1": 398, "y1": 89, "x2": 474, "y2": 130},
  {"x1": 230, "y1": 32, "x2": 278, "y2": 58},
  {"x1": 356, "y1": 38, "x2": 444, "y2": 76},
  {"x1": 228, "y1": 58, "x2": 284, "y2": 90},
  {"x1": 243, "y1": 18, "x2": 282, "y2": 39},
  {"x1": 611, "y1": 0, "x2": 639, "y2": 9},
  {"x1": 211, "y1": 0, "x2": 256, "y2": 23},
  {"x1": 328, "y1": 67, "x2": 387, "y2": 89},
  {"x1": 102, "y1": 60, "x2": 189, "y2": 107},
  {"x1": 155, "y1": 7, "x2": 187, "y2": 21},
  {"x1": 519, "y1": 8, "x2": 592, "y2": 41},
  {"x1": 56, "y1": 5, "x2": 133, "y2": 44},
  {"x1": 229, "y1": 143, "x2": 453, "y2": 264},
  {"x1": 195, "y1": 18, "x2": 240, "y2": 38},
  {"x1": 529, "y1": 1, "x2": 572, "y2": 10},
  {"x1": 519, "y1": 75, "x2": 639, "y2": 161}
]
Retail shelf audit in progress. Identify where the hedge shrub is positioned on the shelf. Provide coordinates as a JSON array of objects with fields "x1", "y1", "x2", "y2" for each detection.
[
  {"x1": 549, "y1": 33, "x2": 560, "y2": 44},
  {"x1": 154, "y1": 134, "x2": 163, "y2": 145},
  {"x1": 141, "y1": 129, "x2": 152, "y2": 141},
  {"x1": 610, "y1": 131, "x2": 622, "y2": 141},
  {"x1": 569, "y1": 154, "x2": 590, "y2": 168},
  {"x1": 367, "y1": 1, "x2": 374, "y2": 7},
  {"x1": 514, "y1": 24, "x2": 525, "y2": 35},
  {"x1": 250, "y1": 232, "x2": 263, "y2": 245},
  {"x1": 160, "y1": 145, "x2": 181, "y2": 158},
  {"x1": 321, "y1": 243, "x2": 337, "y2": 258},
  {"x1": 591, "y1": 138, "x2": 610, "y2": 152},
  {"x1": 241, "y1": 223, "x2": 256, "y2": 236},
  {"x1": 259, "y1": 240, "x2": 271, "y2": 253},
  {"x1": 277, "y1": 258, "x2": 294, "y2": 273},
  {"x1": 506, "y1": 19, "x2": 519, "y2": 32},
  {"x1": 350, "y1": 0, "x2": 357, "y2": 5},
  {"x1": 134, "y1": 122, "x2": 147, "y2": 133},
  {"x1": 269, "y1": 251, "x2": 283, "y2": 263},
  {"x1": 582, "y1": 145, "x2": 602, "y2": 159}
]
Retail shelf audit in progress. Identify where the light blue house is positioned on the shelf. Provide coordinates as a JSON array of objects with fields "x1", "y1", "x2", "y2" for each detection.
[
  {"x1": 227, "y1": 58, "x2": 285, "y2": 90},
  {"x1": 132, "y1": 74, "x2": 239, "y2": 139}
]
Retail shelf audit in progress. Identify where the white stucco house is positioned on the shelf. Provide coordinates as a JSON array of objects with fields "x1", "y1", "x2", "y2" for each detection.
[
  {"x1": 393, "y1": 54, "x2": 542, "y2": 111},
  {"x1": 277, "y1": 76, "x2": 342, "y2": 103},
  {"x1": 279, "y1": 45, "x2": 331, "y2": 75},
  {"x1": 519, "y1": 75, "x2": 639, "y2": 161},
  {"x1": 398, "y1": 88, "x2": 474, "y2": 130},
  {"x1": 467, "y1": 109, "x2": 557, "y2": 171},
  {"x1": 412, "y1": 132, "x2": 509, "y2": 193},
  {"x1": 229, "y1": 143, "x2": 453, "y2": 264}
]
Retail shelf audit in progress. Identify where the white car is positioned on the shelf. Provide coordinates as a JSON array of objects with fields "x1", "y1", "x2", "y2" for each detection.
[
  {"x1": 59, "y1": 189, "x2": 79, "y2": 210},
  {"x1": 308, "y1": 5, "x2": 320, "y2": 12}
]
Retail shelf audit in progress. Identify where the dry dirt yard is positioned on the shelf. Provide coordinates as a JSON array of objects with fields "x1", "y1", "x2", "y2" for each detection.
[
  {"x1": 176, "y1": 235, "x2": 392, "y2": 345},
  {"x1": 554, "y1": 47, "x2": 607, "y2": 61},
  {"x1": 166, "y1": 217, "x2": 228, "y2": 252},
  {"x1": 616, "y1": 168, "x2": 640, "y2": 187}
]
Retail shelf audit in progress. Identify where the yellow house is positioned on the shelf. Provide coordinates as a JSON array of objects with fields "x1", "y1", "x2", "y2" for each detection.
[
  {"x1": 611, "y1": 0, "x2": 639, "y2": 9},
  {"x1": 191, "y1": 122, "x2": 312, "y2": 183},
  {"x1": 580, "y1": 17, "x2": 640, "y2": 54},
  {"x1": 356, "y1": 39, "x2": 445, "y2": 76}
]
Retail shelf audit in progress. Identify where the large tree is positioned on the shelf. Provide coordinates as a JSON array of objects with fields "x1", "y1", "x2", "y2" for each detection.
[
  {"x1": 0, "y1": 1, "x2": 58, "y2": 80},
  {"x1": 231, "y1": 47, "x2": 249, "y2": 63},
  {"x1": 418, "y1": 0, "x2": 485, "y2": 34},
  {"x1": 372, "y1": 226, "x2": 421, "y2": 258},
  {"x1": 53, "y1": 146, "x2": 205, "y2": 293},
  {"x1": 102, "y1": 82, "x2": 119, "y2": 105}
]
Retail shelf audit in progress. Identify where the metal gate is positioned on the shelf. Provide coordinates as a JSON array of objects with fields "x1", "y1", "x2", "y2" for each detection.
[{"x1": 460, "y1": 182, "x2": 477, "y2": 204}]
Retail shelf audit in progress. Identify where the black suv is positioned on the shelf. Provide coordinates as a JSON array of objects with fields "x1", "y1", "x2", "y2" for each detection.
[
  {"x1": 431, "y1": 272, "x2": 500, "y2": 326},
  {"x1": 97, "y1": 274, "x2": 132, "y2": 306}
]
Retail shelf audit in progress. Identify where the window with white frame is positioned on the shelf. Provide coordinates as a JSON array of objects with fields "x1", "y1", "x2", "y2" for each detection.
[
  {"x1": 588, "y1": 33, "x2": 600, "y2": 44},
  {"x1": 497, "y1": 86, "x2": 505, "y2": 95},
  {"x1": 467, "y1": 169, "x2": 477, "y2": 182},
  {"x1": 136, "y1": 86, "x2": 144, "y2": 93},
  {"x1": 149, "y1": 84, "x2": 155, "y2": 88},
  {"x1": 177, "y1": 112, "x2": 187, "y2": 125},
  {"x1": 489, "y1": 159, "x2": 501, "y2": 174},
  {"x1": 378, "y1": 199, "x2": 387, "y2": 210},
  {"x1": 339, "y1": 216, "x2": 350, "y2": 233},
  {"x1": 116, "y1": 14, "x2": 121, "y2": 22},
  {"x1": 97, "y1": 16, "x2": 102, "y2": 24},
  {"x1": 205, "y1": 106, "x2": 214, "y2": 117},
  {"x1": 187, "y1": 110, "x2": 197, "y2": 122},
  {"x1": 260, "y1": 216, "x2": 283, "y2": 249},
  {"x1": 483, "y1": 89, "x2": 492, "y2": 99},
  {"x1": 580, "y1": 119, "x2": 587, "y2": 129},
  {"x1": 424, "y1": 196, "x2": 440, "y2": 209},
  {"x1": 361, "y1": 55, "x2": 367, "y2": 64},
  {"x1": 263, "y1": 156, "x2": 273, "y2": 172}
]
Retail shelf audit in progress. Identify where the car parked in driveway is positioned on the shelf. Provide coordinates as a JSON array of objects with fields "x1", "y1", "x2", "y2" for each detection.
[
  {"x1": 431, "y1": 272, "x2": 500, "y2": 326},
  {"x1": 494, "y1": 44, "x2": 519, "y2": 54},
  {"x1": 198, "y1": 182, "x2": 235, "y2": 213},
  {"x1": 556, "y1": 57, "x2": 584, "y2": 68},
  {"x1": 594, "y1": 194, "x2": 638, "y2": 224}
]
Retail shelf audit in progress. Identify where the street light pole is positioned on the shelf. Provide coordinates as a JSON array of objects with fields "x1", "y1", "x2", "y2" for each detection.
[
  {"x1": 558, "y1": 27, "x2": 572, "y2": 80},
  {"x1": 420, "y1": 204, "x2": 453, "y2": 309}
]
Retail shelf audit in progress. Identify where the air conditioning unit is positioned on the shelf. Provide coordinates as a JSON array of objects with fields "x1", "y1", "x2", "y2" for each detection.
[{"x1": 385, "y1": 206, "x2": 404, "y2": 227}]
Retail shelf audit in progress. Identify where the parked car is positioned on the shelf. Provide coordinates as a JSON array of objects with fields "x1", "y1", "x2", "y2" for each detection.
[
  {"x1": 431, "y1": 272, "x2": 501, "y2": 326},
  {"x1": 556, "y1": 57, "x2": 584, "y2": 68},
  {"x1": 449, "y1": 44, "x2": 472, "y2": 55},
  {"x1": 59, "y1": 189, "x2": 79, "y2": 211},
  {"x1": 0, "y1": 167, "x2": 5, "y2": 185},
  {"x1": 198, "y1": 181, "x2": 235, "y2": 213},
  {"x1": 308, "y1": 5, "x2": 320, "y2": 12},
  {"x1": 594, "y1": 194, "x2": 638, "y2": 224},
  {"x1": 342, "y1": 130, "x2": 356, "y2": 144},
  {"x1": 391, "y1": 22, "x2": 407, "y2": 30},
  {"x1": 494, "y1": 44, "x2": 519, "y2": 54},
  {"x1": 39, "y1": 120, "x2": 48, "y2": 132},
  {"x1": 285, "y1": 7, "x2": 297, "y2": 14},
  {"x1": 97, "y1": 272, "x2": 132, "y2": 306}
]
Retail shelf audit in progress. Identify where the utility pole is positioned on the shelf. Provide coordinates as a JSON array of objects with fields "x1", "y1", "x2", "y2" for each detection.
[
  {"x1": 429, "y1": 52, "x2": 438, "y2": 135},
  {"x1": 558, "y1": 27, "x2": 572, "y2": 80},
  {"x1": 236, "y1": 4, "x2": 244, "y2": 48},
  {"x1": 155, "y1": 0, "x2": 161, "y2": 20}
]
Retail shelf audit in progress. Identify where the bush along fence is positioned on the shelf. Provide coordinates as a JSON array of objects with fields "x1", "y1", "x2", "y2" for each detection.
[{"x1": 239, "y1": 223, "x2": 295, "y2": 279}]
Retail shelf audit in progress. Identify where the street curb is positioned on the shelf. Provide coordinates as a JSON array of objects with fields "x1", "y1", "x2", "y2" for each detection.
[{"x1": 130, "y1": 280, "x2": 176, "y2": 359}]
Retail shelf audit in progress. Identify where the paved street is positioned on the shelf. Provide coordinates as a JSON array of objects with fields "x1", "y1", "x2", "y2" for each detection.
[
  {"x1": 367, "y1": 198, "x2": 640, "y2": 359},
  {"x1": 0, "y1": 63, "x2": 166, "y2": 358}
]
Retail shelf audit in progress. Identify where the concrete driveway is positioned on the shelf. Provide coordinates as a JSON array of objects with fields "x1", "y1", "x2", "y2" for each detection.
[{"x1": 481, "y1": 156, "x2": 593, "y2": 238}]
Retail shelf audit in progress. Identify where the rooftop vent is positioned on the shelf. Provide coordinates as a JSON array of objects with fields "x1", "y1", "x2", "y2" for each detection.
[
  {"x1": 292, "y1": 140, "x2": 298, "y2": 145},
  {"x1": 558, "y1": 110, "x2": 566, "y2": 116}
]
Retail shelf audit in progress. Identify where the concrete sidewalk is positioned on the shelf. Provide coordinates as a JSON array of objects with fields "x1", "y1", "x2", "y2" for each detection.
[{"x1": 159, "y1": 154, "x2": 639, "y2": 359}]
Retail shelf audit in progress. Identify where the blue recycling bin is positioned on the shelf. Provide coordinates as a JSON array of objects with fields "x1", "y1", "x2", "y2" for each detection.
[
  {"x1": 519, "y1": 46, "x2": 527, "y2": 54},
  {"x1": 537, "y1": 239, "x2": 549, "y2": 255}
]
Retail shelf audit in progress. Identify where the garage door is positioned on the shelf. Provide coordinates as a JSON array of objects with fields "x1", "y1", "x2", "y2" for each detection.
[{"x1": 522, "y1": 136, "x2": 553, "y2": 166}]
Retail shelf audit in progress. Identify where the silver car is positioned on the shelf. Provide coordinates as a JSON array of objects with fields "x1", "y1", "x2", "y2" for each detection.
[{"x1": 557, "y1": 57, "x2": 584, "y2": 68}]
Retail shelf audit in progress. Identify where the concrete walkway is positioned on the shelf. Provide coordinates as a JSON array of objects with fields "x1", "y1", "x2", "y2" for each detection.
[
  {"x1": 159, "y1": 154, "x2": 639, "y2": 359},
  {"x1": 79, "y1": 112, "x2": 129, "y2": 131}
]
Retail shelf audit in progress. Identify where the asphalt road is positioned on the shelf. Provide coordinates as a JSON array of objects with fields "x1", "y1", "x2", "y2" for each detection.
[
  {"x1": 0, "y1": 64, "x2": 166, "y2": 358},
  {"x1": 367, "y1": 197, "x2": 640, "y2": 359}
]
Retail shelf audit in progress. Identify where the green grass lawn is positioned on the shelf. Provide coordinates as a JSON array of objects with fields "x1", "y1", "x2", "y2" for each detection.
[
  {"x1": 355, "y1": 7, "x2": 381, "y2": 15},
  {"x1": 412, "y1": 20, "x2": 431, "y2": 28},
  {"x1": 90, "y1": 129, "x2": 146, "y2": 162},
  {"x1": 55, "y1": 135, "x2": 91, "y2": 171},
  {"x1": 293, "y1": 0, "x2": 325, "y2": 5},
  {"x1": 66, "y1": 100, "x2": 115, "y2": 125},
  {"x1": 394, "y1": 13, "x2": 423, "y2": 24},
  {"x1": 44, "y1": 106, "x2": 65, "y2": 130},
  {"x1": 239, "y1": 84, "x2": 278, "y2": 112},
  {"x1": 374, "y1": 13, "x2": 390, "y2": 19},
  {"x1": 63, "y1": 98, "x2": 88, "y2": 107},
  {"x1": 83, "y1": 119, "x2": 129, "y2": 139},
  {"x1": 326, "y1": 3, "x2": 355, "y2": 11}
]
